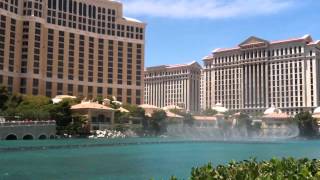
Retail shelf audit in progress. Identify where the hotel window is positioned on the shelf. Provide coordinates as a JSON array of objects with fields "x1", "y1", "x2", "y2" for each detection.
[
  {"x1": 78, "y1": 85, "x2": 83, "y2": 97},
  {"x1": 98, "y1": 39, "x2": 104, "y2": 83},
  {"x1": 108, "y1": 40, "x2": 114, "y2": 84},
  {"x1": 68, "y1": 0, "x2": 73, "y2": 13},
  {"x1": 136, "y1": 90, "x2": 141, "y2": 99},
  {"x1": 107, "y1": 9, "x2": 116, "y2": 36},
  {"x1": 88, "y1": 37, "x2": 94, "y2": 82},
  {"x1": 127, "y1": 97, "x2": 132, "y2": 104},
  {"x1": 21, "y1": 21, "x2": 29, "y2": 73},
  {"x1": 8, "y1": 18, "x2": 15, "y2": 72},
  {"x1": 88, "y1": 86, "x2": 93, "y2": 98},
  {"x1": 97, "y1": 87, "x2": 103, "y2": 96},
  {"x1": 58, "y1": 31, "x2": 64, "y2": 79},
  {"x1": 0, "y1": 15, "x2": 5, "y2": 70},
  {"x1": 127, "y1": 89, "x2": 132, "y2": 96},
  {"x1": 126, "y1": 89, "x2": 132, "y2": 103},
  {"x1": 117, "y1": 42, "x2": 123, "y2": 84},
  {"x1": 33, "y1": 0, "x2": 43, "y2": 17},
  {"x1": 20, "y1": 78, "x2": 27, "y2": 94},
  {"x1": 107, "y1": 88, "x2": 113, "y2": 96},
  {"x1": 63, "y1": 0, "x2": 67, "y2": 12},
  {"x1": 136, "y1": 98, "x2": 141, "y2": 105},
  {"x1": 78, "y1": 35, "x2": 85, "y2": 81},
  {"x1": 97, "y1": 7, "x2": 106, "y2": 34},
  {"x1": 23, "y1": 0, "x2": 33, "y2": 16},
  {"x1": 68, "y1": 84, "x2": 73, "y2": 95},
  {"x1": 32, "y1": 79, "x2": 39, "y2": 95},
  {"x1": 7, "y1": 77, "x2": 13, "y2": 93},
  {"x1": 45, "y1": 82, "x2": 52, "y2": 97},
  {"x1": 34, "y1": 22, "x2": 41, "y2": 74},
  {"x1": 127, "y1": 43, "x2": 133, "y2": 85},
  {"x1": 117, "y1": 88, "x2": 122, "y2": 102},
  {"x1": 68, "y1": 33, "x2": 75, "y2": 80},
  {"x1": 57, "y1": 83, "x2": 63, "y2": 95},
  {"x1": 136, "y1": 44, "x2": 143, "y2": 86},
  {"x1": 2, "y1": 0, "x2": 18, "y2": 13},
  {"x1": 47, "y1": 29, "x2": 54, "y2": 77},
  {"x1": 0, "y1": 16, "x2": 6, "y2": 70}
]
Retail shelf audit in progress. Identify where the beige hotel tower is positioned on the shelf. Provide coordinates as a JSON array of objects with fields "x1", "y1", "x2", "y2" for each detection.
[
  {"x1": 0, "y1": 0, "x2": 145, "y2": 105},
  {"x1": 144, "y1": 61, "x2": 202, "y2": 112},
  {"x1": 203, "y1": 35, "x2": 320, "y2": 114}
]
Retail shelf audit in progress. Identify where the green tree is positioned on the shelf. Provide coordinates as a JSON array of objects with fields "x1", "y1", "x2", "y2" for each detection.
[
  {"x1": 295, "y1": 112, "x2": 319, "y2": 138},
  {"x1": 202, "y1": 109, "x2": 217, "y2": 116},
  {"x1": 250, "y1": 111, "x2": 264, "y2": 118},
  {"x1": 106, "y1": 96, "x2": 121, "y2": 109},
  {"x1": 237, "y1": 113, "x2": 251, "y2": 128},
  {"x1": 94, "y1": 96, "x2": 104, "y2": 104},
  {"x1": 172, "y1": 158, "x2": 320, "y2": 180},
  {"x1": 122, "y1": 104, "x2": 148, "y2": 130},
  {"x1": 236, "y1": 113, "x2": 261, "y2": 136},
  {"x1": 68, "y1": 114, "x2": 89, "y2": 136},
  {"x1": 183, "y1": 113, "x2": 194, "y2": 127},
  {"x1": 2, "y1": 93, "x2": 24, "y2": 119},
  {"x1": 14, "y1": 95, "x2": 52, "y2": 120},
  {"x1": 44, "y1": 99, "x2": 75, "y2": 134},
  {"x1": 123, "y1": 104, "x2": 145, "y2": 118},
  {"x1": 114, "y1": 110, "x2": 130, "y2": 124},
  {"x1": 169, "y1": 108, "x2": 185, "y2": 116},
  {"x1": 0, "y1": 85, "x2": 9, "y2": 110},
  {"x1": 150, "y1": 110, "x2": 167, "y2": 135}
]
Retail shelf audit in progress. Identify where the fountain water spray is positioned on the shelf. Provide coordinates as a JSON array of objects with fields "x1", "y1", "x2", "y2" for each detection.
[{"x1": 166, "y1": 122, "x2": 299, "y2": 141}]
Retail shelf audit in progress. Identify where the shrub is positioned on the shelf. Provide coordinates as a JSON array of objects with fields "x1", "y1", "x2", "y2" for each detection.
[
  {"x1": 295, "y1": 112, "x2": 319, "y2": 138},
  {"x1": 171, "y1": 158, "x2": 320, "y2": 180}
]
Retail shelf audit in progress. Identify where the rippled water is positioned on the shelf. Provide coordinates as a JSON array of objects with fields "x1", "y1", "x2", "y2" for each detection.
[{"x1": 1, "y1": 138, "x2": 320, "y2": 180}]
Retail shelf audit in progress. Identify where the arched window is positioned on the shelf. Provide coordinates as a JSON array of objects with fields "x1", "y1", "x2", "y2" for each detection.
[
  {"x1": 6, "y1": 134, "x2": 17, "y2": 140},
  {"x1": 39, "y1": 135, "x2": 47, "y2": 140},
  {"x1": 22, "y1": 134, "x2": 34, "y2": 140}
]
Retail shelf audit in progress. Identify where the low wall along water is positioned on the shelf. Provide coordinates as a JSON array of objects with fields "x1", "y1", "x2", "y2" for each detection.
[{"x1": 0, "y1": 121, "x2": 56, "y2": 140}]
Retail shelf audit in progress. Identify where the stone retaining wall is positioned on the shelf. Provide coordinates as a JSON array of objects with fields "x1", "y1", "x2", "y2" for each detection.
[{"x1": 0, "y1": 121, "x2": 56, "y2": 140}]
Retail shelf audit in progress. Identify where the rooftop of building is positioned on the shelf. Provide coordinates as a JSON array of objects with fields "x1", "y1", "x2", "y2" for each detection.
[
  {"x1": 262, "y1": 106, "x2": 291, "y2": 120},
  {"x1": 100, "y1": 0, "x2": 145, "y2": 25},
  {"x1": 145, "y1": 61, "x2": 202, "y2": 71},
  {"x1": 203, "y1": 34, "x2": 320, "y2": 59},
  {"x1": 71, "y1": 102, "x2": 115, "y2": 111},
  {"x1": 123, "y1": 16, "x2": 144, "y2": 24},
  {"x1": 193, "y1": 116, "x2": 217, "y2": 121}
]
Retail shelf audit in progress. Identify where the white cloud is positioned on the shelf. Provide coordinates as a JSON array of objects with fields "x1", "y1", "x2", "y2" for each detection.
[{"x1": 120, "y1": 0, "x2": 296, "y2": 19}]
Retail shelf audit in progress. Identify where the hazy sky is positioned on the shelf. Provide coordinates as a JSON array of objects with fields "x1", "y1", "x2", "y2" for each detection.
[{"x1": 120, "y1": 0, "x2": 320, "y2": 67}]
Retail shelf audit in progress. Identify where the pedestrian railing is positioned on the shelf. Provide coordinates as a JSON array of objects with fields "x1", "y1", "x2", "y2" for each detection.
[{"x1": 0, "y1": 120, "x2": 56, "y2": 127}]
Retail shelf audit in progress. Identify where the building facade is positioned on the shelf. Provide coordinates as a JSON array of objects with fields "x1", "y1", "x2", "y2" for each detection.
[
  {"x1": 144, "y1": 61, "x2": 202, "y2": 112},
  {"x1": 199, "y1": 69, "x2": 205, "y2": 111},
  {"x1": 0, "y1": 0, "x2": 145, "y2": 105},
  {"x1": 203, "y1": 35, "x2": 320, "y2": 114}
]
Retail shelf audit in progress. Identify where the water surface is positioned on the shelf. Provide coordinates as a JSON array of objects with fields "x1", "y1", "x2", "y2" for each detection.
[{"x1": 0, "y1": 138, "x2": 320, "y2": 180}]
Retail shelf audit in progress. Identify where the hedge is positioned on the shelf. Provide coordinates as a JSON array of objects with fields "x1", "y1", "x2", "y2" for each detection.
[{"x1": 170, "y1": 157, "x2": 320, "y2": 180}]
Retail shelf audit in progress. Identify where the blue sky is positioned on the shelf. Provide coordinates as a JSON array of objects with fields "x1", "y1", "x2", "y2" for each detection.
[{"x1": 120, "y1": 0, "x2": 320, "y2": 67}]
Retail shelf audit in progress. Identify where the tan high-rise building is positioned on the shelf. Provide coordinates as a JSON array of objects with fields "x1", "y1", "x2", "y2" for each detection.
[
  {"x1": 144, "y1": 61, "x2": 202, "y2": 112},
  {"x1": 199, "y1": 69, "x2": 205, "y2": 111},
  {"x1": 0, "y1": 0, "x2": 145, "y2": 105},
  {"x1": 203, "y1": 35, "x2": 320, "y2": 115}
]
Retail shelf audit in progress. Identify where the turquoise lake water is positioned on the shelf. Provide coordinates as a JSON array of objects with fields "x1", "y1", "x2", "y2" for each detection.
[{"x1": 1, "y1": 138, "x2": 320, "y2": 180}]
